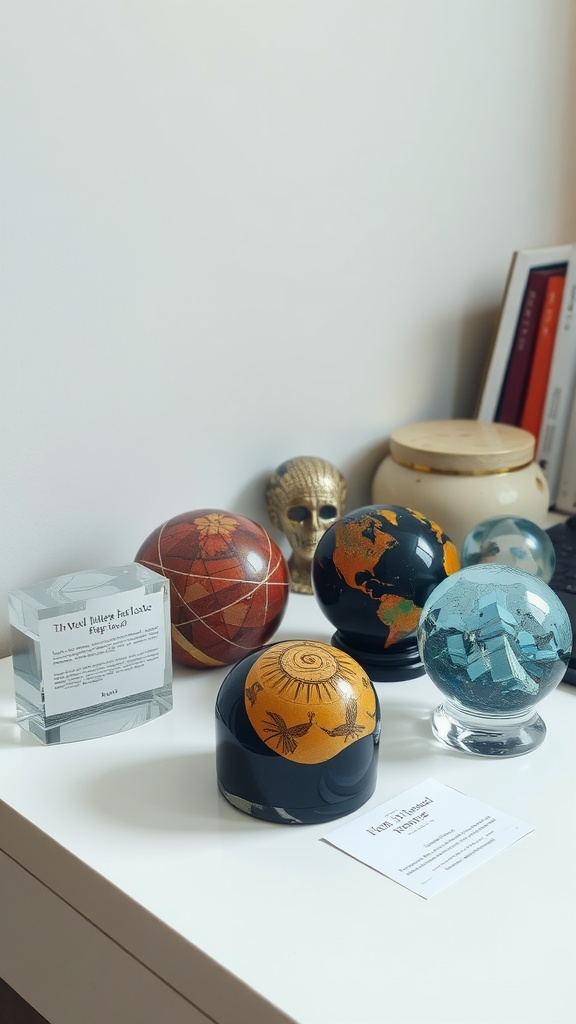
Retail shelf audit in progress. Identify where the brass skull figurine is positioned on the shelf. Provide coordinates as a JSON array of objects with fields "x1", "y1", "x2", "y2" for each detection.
[{"x1": 266, "y1": 456, "x2": 346, "y2": 594}]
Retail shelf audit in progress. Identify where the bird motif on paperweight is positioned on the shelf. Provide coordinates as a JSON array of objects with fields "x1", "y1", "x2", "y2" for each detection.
[
  {"x1": 319, "y1": 697, "x2": 366, "y2": 743},
  {"x1": 261, "y1": 710, "x2": 316, "y2": 756}
]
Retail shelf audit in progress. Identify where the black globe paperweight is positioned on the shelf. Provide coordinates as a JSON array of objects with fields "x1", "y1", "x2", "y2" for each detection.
[
  {"x1": 312, "y1": 505, "x2": 460, "y2": 682},
  {"x1": 215, "y1": 640, "x2": 381, "y2": 824}
]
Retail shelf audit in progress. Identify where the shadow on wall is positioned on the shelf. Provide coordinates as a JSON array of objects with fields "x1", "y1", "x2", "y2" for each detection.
[
  {"x1": 454, "y1": 303, "x2": 501, "y2": 419},
  {"x1": 142, "y1": 293, "x2": 503, "y2": 557},
  {"x1": 230, "y1": 439, "x2": 392, "y2": 550},
  {"x1": 227, "y1": 290, "x2": 515, "y2": 540},
  {"x1": 558, "y1": 3, "x2": 576, "y2": 240}
]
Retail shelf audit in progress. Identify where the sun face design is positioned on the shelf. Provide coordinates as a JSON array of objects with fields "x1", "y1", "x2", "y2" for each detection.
[
  {"x1": 257, "y1": 641, "x2": 354, "y2": 703},
  {"x1": 244, "y1": 640, "x2": 379, "y2": 764}
]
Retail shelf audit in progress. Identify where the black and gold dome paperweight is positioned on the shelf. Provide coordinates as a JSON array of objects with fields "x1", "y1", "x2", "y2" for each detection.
[{"x1": 215, "y1": 639, "x2": 381, "y2": 824}]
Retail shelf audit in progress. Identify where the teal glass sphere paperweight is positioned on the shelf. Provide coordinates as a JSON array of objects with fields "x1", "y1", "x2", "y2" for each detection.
[
  {"x1": 417, "y1": 564, "x2": 572, "y2": 757},
  {"x1": 461, "y1": 515, "x2": 555, "y2": 582}
]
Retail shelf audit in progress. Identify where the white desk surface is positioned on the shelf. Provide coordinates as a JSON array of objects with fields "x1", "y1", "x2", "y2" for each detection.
[{"x1": 0, "y1": 593, "x2": 574, "y2": 1024}]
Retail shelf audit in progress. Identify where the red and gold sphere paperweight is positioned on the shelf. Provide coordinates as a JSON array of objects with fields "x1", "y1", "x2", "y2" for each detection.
[
  {"x1": 135, "y1": 509, "x2": 290, "y2": 669},
  {"x1": 312, "y1": 504, "x2": 460, "y2": 681},
  {"x1": 215, "y1": 639, "x2": 380, "y2": 823}
]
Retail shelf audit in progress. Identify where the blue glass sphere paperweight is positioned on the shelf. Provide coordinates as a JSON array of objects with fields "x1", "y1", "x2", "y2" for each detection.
[
  {"x1": 461, "y1": 515, "x2": 555, "y2": 582},
  {"x1": 417, "y1": 564, "x2": 572, "y2": 757}
]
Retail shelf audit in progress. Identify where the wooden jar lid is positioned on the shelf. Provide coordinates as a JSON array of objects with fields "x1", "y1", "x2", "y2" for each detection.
[{"x1": 389, "y1": 420, "x2": 535, "y2": 474}]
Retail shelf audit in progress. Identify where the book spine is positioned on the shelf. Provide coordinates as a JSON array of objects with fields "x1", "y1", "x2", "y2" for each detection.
[
  {"x1": 536, "y1": 249, "x2": 576, "y2": 502},
  {"x1": 554, "y1": 382, "x2": 576, "y2": 514},
  {"x1": 475, "y1": 245, "x2": 572, "y2": 422},
  {"x1": 496, "y1": 270, "x2": 555, "y2": 425},
  {"x1": 519, "y1": 274, "x2": 566, "y2": 442}
]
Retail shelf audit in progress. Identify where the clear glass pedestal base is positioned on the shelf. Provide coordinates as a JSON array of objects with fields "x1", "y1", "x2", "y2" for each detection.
[{"x1": 431, "y1": 698, "x2": 546, "y2": 758}]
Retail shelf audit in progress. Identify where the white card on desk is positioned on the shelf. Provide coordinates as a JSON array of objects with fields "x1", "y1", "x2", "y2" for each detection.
[{"x1": 322, "y1": 778, "x2": 534, "y2": 898}]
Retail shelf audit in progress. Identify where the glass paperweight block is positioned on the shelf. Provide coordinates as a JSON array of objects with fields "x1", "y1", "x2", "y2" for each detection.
[
  {"x1": 461, "y1": 515, "x2": 555, "y2": 582},
  {"x1": 417, "y1": 564, "x2": 572, "y2": 757},
  {"x1": 8, "y1": 563, "x2": 173, "y2": 744}
]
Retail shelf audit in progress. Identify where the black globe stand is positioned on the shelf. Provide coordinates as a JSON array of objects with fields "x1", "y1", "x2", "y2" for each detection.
[{"x1": 331, "y1": 630, "x2": 426, "y2": 682}]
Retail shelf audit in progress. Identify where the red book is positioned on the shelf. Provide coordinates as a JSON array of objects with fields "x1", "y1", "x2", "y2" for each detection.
[
  {"x1": 520, "y1": 273, "x2": 566, "y2": 442},
  {"x1": 496, "y1": 265, "x2": 567, "y2": 425}
]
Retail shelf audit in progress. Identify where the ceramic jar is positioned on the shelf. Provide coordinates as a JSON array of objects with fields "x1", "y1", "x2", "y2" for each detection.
[{"x1": 371, "y1": 420, "x2": 549, "y2": 552}]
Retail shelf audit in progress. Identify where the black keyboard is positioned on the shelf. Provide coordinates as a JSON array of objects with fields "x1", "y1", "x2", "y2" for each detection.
[{"x1": 547, "y1": 516, "x2": 576, "y2": 686}]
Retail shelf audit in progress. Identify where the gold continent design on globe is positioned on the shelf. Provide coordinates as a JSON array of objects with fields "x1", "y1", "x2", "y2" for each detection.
[
  {"x1": 244, "y1": 640, "x2": 378, "y2": 764},
  {"x1": 332, "y1": 507, "x2": 460, "y2": 647}
]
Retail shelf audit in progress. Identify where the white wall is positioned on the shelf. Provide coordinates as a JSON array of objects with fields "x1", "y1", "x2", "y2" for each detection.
[{"x1": 2, "y1": 0, "x2": 576, "y2": 657}]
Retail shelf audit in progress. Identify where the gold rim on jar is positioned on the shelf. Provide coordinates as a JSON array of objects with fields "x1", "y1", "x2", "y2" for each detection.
[
  {"x1": 389, "y1": 419, "x2": 536, "y2": 475},
  {"x1": 389, "y1": 456, "x2": 534, "y2": 477}
]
